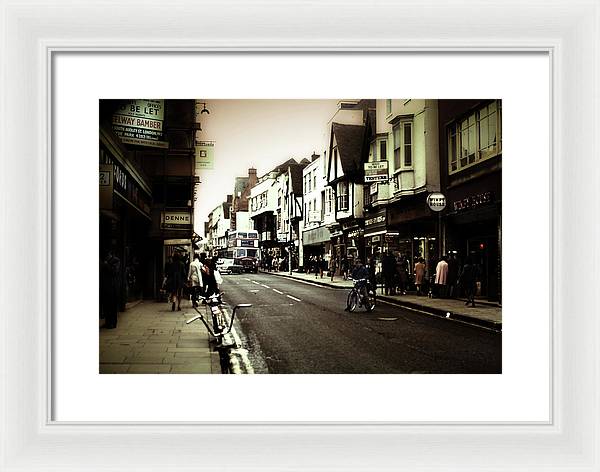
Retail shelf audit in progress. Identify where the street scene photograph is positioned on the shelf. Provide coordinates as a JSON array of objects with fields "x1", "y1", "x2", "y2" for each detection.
[{"x1": 99, "y1": 98, "x2": 502, "y2": 374}]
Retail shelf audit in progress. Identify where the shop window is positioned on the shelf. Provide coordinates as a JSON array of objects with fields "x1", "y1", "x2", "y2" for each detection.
[
  {"x1": 448, "y1": 100, "x2": 502, "y2": 174},
  {"x1": 337, "y1": 181, "x2": 349, "y2": 211}
]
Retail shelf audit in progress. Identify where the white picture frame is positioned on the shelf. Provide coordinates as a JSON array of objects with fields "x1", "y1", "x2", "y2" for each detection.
[{"x1": 1, "y1": 0, "x2": 598, "y2": 470}]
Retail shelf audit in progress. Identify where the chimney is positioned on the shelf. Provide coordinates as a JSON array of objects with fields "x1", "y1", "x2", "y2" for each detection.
[
  {"x1": 311, "y1": 152, "x2": 320, "y2": 162},
  {"x1": 248, "y1": 167, "x2": 258, "y2": 187}
]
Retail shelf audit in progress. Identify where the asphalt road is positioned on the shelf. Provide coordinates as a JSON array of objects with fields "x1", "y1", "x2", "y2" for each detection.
[{"x1": 221, "y1": 272, "x2": 501, "y2": 374}]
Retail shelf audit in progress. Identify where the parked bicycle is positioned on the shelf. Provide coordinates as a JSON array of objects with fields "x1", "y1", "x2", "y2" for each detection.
[
  {"x1": 346, "y1": 278, "x2": 376, "y2": 312},
  {"x1": 186, "y1": 292, "x2": 251, "y2": 345}
]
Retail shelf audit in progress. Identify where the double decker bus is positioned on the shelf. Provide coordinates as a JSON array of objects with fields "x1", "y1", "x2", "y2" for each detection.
[{"x1": 217, "y1": 230, "x2": 260, "y2": 273}]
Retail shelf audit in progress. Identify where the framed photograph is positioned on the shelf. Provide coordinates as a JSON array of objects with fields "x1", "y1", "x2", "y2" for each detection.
[{"x1": 1, "y1": 0, "x2": 598, "y2": 470}]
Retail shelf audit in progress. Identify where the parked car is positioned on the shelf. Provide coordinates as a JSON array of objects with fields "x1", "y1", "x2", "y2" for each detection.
[
  {"x1": 235, "y1": 257, "x2": 259, "y2": 273},
  {"x1": 217, "y1": 258, "x2": 243, "y2": 274}
]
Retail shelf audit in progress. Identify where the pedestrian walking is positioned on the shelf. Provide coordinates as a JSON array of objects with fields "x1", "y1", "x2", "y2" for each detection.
[
  {"x1": 382, "y1": 250, "x2": 397, "y2": 295},
  {"x1": 166, "y1": 252, "x2": 186, "y2": 311},
  {"x1": 100, "y1": 249, "x2": 120, "y2": 329},
  {"x1": 458, "y1": 256, "x2": 479, "y2": 307},
  {"x1": 396, "y1": 254, "x2": 409, "y2": 295},
  {"x1": 328, "y1": 256, "x2": 337, "y2": 282},
  {"x1": 435, "y1": 256, "x2": 449, "y2": 298},
  {"x1": 447, "y1": 253, "x2": 459, "y2": 298},
  {"x1": 414, "y1": 257, "x2": 426, "y2": 296},
  {"x1": 319, "y1": 256, "x2": 327, "y2": 278},
  {"x1": 341, "y1": 256, "x2": 349, "y2": 280},
  {"x1": 202, "y1": 257, "x2": 221, "y2": 298},
  {"x1": 187, "y1": 253, "x2": 204, "y2": 307}
]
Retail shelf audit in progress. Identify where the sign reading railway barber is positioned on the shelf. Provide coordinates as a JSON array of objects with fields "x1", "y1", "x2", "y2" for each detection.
[
  {"x1": 427, "y1": 192, "x2": 447, "y2": 212},
  {"x1": 112, "y1": 99, "x2": 168, "y2": 148}
]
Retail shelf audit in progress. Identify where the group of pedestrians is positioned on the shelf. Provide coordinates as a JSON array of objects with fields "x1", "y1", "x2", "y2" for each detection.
[
  {"x1": 380, "y1": 251, "x2": 414, "y2": 296},
  {"x1": 434, "y1": 255, "x2": 480, "y2": 307},
  {"x1": 163, "y1": 252, "x2": 222, "y2": 312}
]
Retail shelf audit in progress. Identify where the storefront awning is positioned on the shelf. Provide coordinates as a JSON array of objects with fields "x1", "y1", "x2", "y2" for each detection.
[{"x1": 302, "y1": 226, "x2": 331, "y2": 245}]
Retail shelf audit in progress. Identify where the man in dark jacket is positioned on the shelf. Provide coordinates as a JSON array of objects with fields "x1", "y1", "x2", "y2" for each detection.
[{"x1": 382, "y1": 250, "x2": 397, "y2": 295}]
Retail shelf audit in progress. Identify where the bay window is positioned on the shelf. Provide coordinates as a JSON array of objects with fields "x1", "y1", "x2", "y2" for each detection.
[
  {"x1": 448, "y1": 100, "x2": 501, "y2": 174},
  {"x1": 393, "y1": 121, "x2": 412, "y2": 169},
  {"x1": 337, "y1": 181, "x2": 349, "y2": 211}
]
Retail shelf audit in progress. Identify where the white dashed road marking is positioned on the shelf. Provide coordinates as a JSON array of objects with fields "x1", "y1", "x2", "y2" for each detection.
[
  {"x1": 251, "y1": 280, "x2": 261, "y2": 285},
  {"x1": 286, "y1": 295, "x2": 301, "y2": 302},
  {"x1": 272, "y1": 288, "x2": 284, "y2": 294},
  {"x1": 260, "y1": 284, "x2": 270, "y2": 288}
]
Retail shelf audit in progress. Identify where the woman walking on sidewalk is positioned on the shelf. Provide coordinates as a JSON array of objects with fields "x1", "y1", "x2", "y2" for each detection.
[
  {"x1": 414, "y1": 258, "x2": 426, "y2": 296},
  {"x1": 167, "y1": 252, "x2": 186, "y2": 311}
]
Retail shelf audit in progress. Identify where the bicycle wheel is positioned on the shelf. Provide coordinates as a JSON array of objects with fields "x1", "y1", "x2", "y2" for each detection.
[
  {"x1": 365, "y1": 288, "x2": 376, "y2": 312},
  {"x1": 347, "y1": 290, "x2": 359, "y2": 312}
]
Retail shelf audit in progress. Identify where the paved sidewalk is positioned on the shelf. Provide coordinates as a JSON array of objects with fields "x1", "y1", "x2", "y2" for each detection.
[
  {"x1": 99, "y1": 299, "x2": 221, "y2": 374},
  {"x1": 261, "y1": 270, "x2": 502, "y2": 331}
]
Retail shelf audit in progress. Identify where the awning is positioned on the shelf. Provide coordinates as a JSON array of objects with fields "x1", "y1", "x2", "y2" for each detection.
[{"x1": 302, "y1": 226, "x2": 331, "y2": 246}]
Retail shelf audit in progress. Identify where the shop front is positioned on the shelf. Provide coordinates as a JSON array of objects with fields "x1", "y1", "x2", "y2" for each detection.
[
  {"x1": 344, "y1": 223, "x2": 365, "y2": 264},
  {"x1": 100, "y1": 142, "x2": 152, "y2": 306},
  {"x1": 445, "y1": 172, "x2": 501, "y2": 302},
  {"x1": 302, "y1": 225, "x2": 331, "y2": 270},
  {"x1": 387, "y1": 194, "x2": 438, "y2": 276}
]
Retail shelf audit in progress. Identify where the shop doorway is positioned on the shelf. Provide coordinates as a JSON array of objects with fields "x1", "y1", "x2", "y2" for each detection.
[{"x1": 467, "y1": 237, "x2": 499, "y2": 300}]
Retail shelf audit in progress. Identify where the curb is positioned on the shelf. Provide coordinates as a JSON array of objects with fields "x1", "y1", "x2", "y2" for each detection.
[
  {"x1": 261, "y1": 271, "x2": 502, "y2": 332},
  {"x1": 376, "y1": 296, "x2": 502, "y2": 332}
]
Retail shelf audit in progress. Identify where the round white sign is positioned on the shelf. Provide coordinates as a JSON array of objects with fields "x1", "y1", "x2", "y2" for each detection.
[{"x1": 427, "y1": 192, "x2": 447, "y2": 212}]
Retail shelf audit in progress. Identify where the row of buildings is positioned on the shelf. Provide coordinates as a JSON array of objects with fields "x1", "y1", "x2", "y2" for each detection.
[
  {"x1": 204, "y1": 99, "x2": 501, "y2": 302},
  {"x1": 100, "y1": 99, "x2": 203, "y2": 306}
]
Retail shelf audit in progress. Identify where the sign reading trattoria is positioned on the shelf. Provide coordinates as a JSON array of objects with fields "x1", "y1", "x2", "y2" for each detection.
[
  {"x1": 364, "y1": 161, "x2": 389, "y2": 183},
  {"x1": 426, "y1": 192, "x2": 447, "y2": 212},
  {"x1": 161, "y1": 211, "x2": 192, "y2": 229},
  {"x1": 112, "y1": 99, "x2": 168, "y2": 149}
]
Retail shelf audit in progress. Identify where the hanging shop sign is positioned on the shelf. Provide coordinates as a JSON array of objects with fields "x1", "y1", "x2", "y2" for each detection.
[
  {"x1": 364, "y1": 161, "x2": 389, "y2": 183},
  {"x1": 112, "y1": 99, "x2": 168, "y2": 149},
  {"x1": 426, "y1": 192, "x2": 447, "y2": 212},
  {"x1": 99, "y1": 164, "x2": 113, "y2": 210},
  {"x1": 347, "y1": 228, "x2": 364, "y2": 239},
  {"x1": 195, "y1": 141, "x2": 215, "y2": 170},
  {"x1": 452, "y1": 191, "x2": 494, "y2": 212},
  {"x1": 161, "y1": 211, "x2": 192, "y2": 230}
]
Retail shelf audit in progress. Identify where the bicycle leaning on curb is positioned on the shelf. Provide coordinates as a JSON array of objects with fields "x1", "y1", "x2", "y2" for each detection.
[
  {"x1": 345, "y1": 278, "x2": 376, "y2": 312},
  {"x1": 185, "y1": 292, "x2": 252, "y2": 346}
]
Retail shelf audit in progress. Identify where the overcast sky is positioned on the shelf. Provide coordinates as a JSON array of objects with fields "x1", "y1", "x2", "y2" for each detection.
[{"x1": 194, "y1": 99, "x2": 340, "y2": 237}]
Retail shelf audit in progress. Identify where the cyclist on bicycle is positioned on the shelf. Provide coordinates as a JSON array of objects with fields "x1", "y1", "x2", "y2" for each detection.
[{"x1": 345, "y1": 259, "x2": 372, "y2": 311}]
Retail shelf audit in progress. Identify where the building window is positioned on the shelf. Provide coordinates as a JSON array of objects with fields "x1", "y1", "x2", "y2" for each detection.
[
  {"x1": 393, "y1": 121, "x2": 413, "y2": 169},
  {"x1": 403, "y1": 122, "x2": 412, "y2": 167},
  {"x1": 363, "y1": 185, "x2": 372, "y2": 207},
  {"x1": 337, "y1": 181, "x2": 349, "y2": 211},
  {"x1": 313, "y1": 173, "x2": 317, "y2": 190},
  {"x1": 369, "y1": 142, "x2": 376, "y2": 162},
  {"x1": 386, "y1": 99, "x2": 392, "y2": 115},
  {"x1": 379, "y1": 140, "x2": 387, "y2": 161},
  {"x1": 321, "y1": 190, "x2": 325, "y2": 220},
  {"x1": 448, "y1": 100, "x2": 501, "y2": 174}
]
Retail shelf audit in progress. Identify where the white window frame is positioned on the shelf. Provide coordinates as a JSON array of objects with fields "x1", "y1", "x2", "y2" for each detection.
[
  {"x1": 393, "y1": 120, "x2": 413, "y2": 171},
  {"x1": 337, "y1": 181, "x2": 349, "y2": 211},
  {"x1": 447, "y1": 100, "x2": 502, "y2": 175}
]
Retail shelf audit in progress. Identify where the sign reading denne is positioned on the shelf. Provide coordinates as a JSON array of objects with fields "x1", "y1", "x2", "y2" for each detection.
[
  {"x1": 112, "y1": 100, "x2": 168, "y2": 149},
  {"x1": 161, "y1": 211, "x2": 192, "y2": 230},
  {"x1": 364, "y1": 161, "x2": 389, "y2": 183}
]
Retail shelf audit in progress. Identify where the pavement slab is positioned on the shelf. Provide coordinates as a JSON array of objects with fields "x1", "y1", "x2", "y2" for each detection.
[{"x1": 100, "y1": 300, "x2": 221, "y2": 374}]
